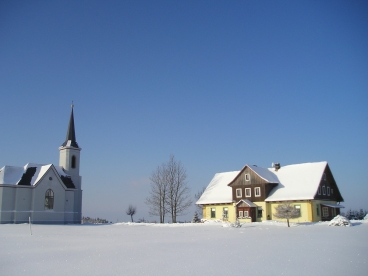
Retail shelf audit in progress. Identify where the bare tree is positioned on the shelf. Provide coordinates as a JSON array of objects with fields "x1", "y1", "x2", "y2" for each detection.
[
  {"x1": 126, "y1": 204, "x2": 137, "y2": 222},
  {"x1": 273, "y1": 202, "x2": 300, "y2": 227},
  {"x1": 165, "y1": 155, "x2": 192, "y2": 223},
  {"x1": 145, "y1": 163, "x2": 168, "y2": 223},
  {"x1": 146, "y1": 155, "x2": 192, "y2": 223}
]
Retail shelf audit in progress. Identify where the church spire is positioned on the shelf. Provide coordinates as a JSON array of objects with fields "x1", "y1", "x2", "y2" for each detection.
[{"x1": 61, "y1": 103, "x2": 79, "y2": 148}]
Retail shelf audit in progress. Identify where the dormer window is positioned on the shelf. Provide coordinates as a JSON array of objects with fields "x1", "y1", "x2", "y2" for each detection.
[{"x1": 245, "y1": 174, "x2": 250, "y2": 181}]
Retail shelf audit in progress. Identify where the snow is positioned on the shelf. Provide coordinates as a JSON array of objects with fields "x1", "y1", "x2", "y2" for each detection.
[
  {"x1": 328, "y1": 215, "x2": 351, "y2": 226},
  {"x1": 0, "y1": 165, "x2": 24, "y2": 184},
  {"x1": 0, "y1": 163, "x2": 72, "y2": 186},
  {"x1": 266, "y1": 162, "x2": 328, "y2": 201},
  {"x1": 0, "y1": 222, "x2": 367, "y2": 275},
  {"x1": 196, "y1": 171, "x2": 239, "y2": 205}
]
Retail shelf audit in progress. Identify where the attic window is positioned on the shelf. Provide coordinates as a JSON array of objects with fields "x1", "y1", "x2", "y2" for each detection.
[
  {"x1": 318, "y1": 186, "x2": 321, "y2": 195},
  {"x1": 322, "y1": 186, "x2": 326, "y2": 195},
  {"x1": 331, "y1": 188, "x2": 333, "y2": 195},
  {"x1": 245, "y1": 174, "x2": 250, "y2": 181},
  {"x1": 327, "y1": 187, "x2": 330, "y2": 196},
  {"x1": 323, "y1": 173, "x2": 326, "y2": 181}
]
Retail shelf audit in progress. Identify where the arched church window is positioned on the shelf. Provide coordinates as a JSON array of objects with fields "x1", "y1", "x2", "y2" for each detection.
[
  {"x1": 71, "y1": 155, "x2": 76, "y2": 169},
  {"x1": 45, "y1": 189, "x2": 54, "y2": 210}
]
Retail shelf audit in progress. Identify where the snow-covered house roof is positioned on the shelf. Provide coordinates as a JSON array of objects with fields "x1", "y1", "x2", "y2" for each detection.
[
  {"x1": 196, "y1": 171, "x2": 239, "y2": 205},
  {"x1": 0, "y1": 163, "x2": 75, "y2": 188},
  {"x1": 265, "y1": 161, "x2": 328, "y2": 201},
  {"x1": 196, "y1": 161, "x2": 335, "y2": 205}
]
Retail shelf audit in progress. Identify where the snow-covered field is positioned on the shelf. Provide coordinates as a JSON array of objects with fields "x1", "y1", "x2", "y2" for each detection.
[{"x1": 1, "y1": 220, "x2": 367, "y2": 276}]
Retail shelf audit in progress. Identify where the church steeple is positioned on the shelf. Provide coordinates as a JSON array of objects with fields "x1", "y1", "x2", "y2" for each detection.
[
  {"x1": 61, "y1": 103, "x2": 79, "y2": 148},
  {"x1": 59, "y1": 104, "x2": 81, "y2": 179}
]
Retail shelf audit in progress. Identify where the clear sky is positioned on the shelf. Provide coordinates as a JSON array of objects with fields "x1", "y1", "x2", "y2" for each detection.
[{"x1": 1, "y1": 0, "x2": 367, "y2": 222}]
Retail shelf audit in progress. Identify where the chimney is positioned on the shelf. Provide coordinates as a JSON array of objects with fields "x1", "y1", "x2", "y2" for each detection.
[{"x1": 275, "y1": 163, "x2": 281, "y2": 171}]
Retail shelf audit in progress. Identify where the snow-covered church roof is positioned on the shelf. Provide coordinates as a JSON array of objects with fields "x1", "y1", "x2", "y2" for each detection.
[
  {"x1": 0, "y1": 163, "x2": 75, "y2": 188},
  {"x1": 196, "y1": 161, "x2": 330, "y2": 205}
]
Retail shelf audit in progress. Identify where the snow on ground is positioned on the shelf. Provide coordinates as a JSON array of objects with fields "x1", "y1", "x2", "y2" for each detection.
[{"x1": 1, "y1": 221, "x2": 367, "y2": 276}]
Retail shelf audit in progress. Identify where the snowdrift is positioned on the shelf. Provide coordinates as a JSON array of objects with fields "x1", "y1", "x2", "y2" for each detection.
[{"x1": 328, "y1": 215, "x2": 351, "y2": 226}]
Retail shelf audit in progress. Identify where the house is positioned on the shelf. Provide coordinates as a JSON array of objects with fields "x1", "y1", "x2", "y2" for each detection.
[
  {"x1": 0, "y1": 105, "x2": 82, "y2": 224},
  {"x1": 196, "y1": 162, "x2": 344, "y2": 223}
]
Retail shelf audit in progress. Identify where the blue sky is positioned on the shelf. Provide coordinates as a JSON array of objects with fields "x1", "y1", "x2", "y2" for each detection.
[{"x1": 1, "y1": 0, "x2": 367, "y2": 222}]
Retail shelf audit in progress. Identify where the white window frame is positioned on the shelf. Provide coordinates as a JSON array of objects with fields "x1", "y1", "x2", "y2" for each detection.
[
  {"x1": 223, "y1": 207, "x2": 228, "y2": 218},
  {"x1": 244, "y1": 211, "x2": 249, "y2": 217},
  {"x1": 211, "y1": 208, "x2": 216, "y2": 218},
  {"x1": 318, "y1": 186, "x2": 321, "y2": 195},
  {"x1": 236, "y1": 188, "x2": 242, "y2": 198},
  {"x1": 322, "y1": 186, "x2": 326, "y2": 195},
  {"x1": 327, "y1": 187, "x2": 330, "y2": 196},
  {"x1": 245, "y1": 174, "x2": 250, "y2": 181},
  {"x1": 245, "y1": 188, "x2": 251, "y2": 197},
  {"x1": 294, "y1": 205, "x2": 301, "y2": 217},
  {"x1": 322, "y1": 207, "x2": 329, "y2": 217},
  {"x1": 255, "y1": 187, "x2": 261, "y2": 197},
  {"x1": 239, "y1": 211, "x2": 243, "y2": 218}
]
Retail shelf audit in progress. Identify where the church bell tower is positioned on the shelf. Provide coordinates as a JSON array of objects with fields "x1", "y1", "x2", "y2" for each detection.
[{"x1": 59, "y1": 104, "x2": 82, "y2": 189}]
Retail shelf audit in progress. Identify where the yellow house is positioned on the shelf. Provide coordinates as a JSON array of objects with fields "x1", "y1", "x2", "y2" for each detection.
[{"x1": 196, "y1": 162, "x2": 344, "y2": 223}]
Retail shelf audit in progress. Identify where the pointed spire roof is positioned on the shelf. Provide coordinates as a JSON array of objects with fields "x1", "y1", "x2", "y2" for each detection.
[{"x1": 61, "y1": 103, "x2": 79, "y2": 148}]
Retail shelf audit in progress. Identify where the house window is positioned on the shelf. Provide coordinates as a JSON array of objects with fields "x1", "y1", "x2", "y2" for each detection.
[
  {"x1": 327, "y1": 187, "x2": 330, "y2": 196},
  {"x1": 322, "y1": 207, "x2": 329, "y2": 217},
  {"x1": 223, "y1": 207, "x2": 228, "y2": 219},
  {"x1": 316, "y1": 205, "x2": 320, "y2": 216},
  {"x1": 322, "y1": 186, "x2": 326, "y2": 195},
  {"x1": 211, "y1": 208, "x2": 216, "y2": 218},
  {"x1": 294, "y1": 205, "x2": 301, "y2": 217},
  {"x1": 239, "y1": 211, "x2": 243, "y2": 218},
  {"x1": 331, "y1": 188, "x2": 333, "y2": 195},
  {"x1": 44, "y1": 189, "x2": 54, "y2": 210},
  {"x1": 318, "y1": 186, "x2": 321, "y2": 195},
  {"x1": 255, "y1": 187, "x2": 261, "y2": 197},
  {"x1": 257, "y1": 207, "x2": 263, "y2": 218},
  {"x1": 323, "y1": 173, "x2": 326, "y2": 181},
  {"x1": 236, "y1": 188, "x2": 242, "y2": 198},
  {"x1": 71, "y1": 155, "x2": 76, "y2": 169},
  {"x1": 245, "y1": 188, "x2": 251, "y2": 197},
  {"x1": 245, "y1": 174, "x2": 250, "y2": 181},
  {"x1": 244, "y1": 211, "x2": 249, "y2": 217}
]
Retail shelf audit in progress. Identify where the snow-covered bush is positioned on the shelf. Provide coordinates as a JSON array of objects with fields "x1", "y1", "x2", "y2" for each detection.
[
  {"x1": 364, "y1": 214, "x2": 368, "y2": 221},
  {"x1": 328, "y1": 215, "x2": 351, "y2": 227}
]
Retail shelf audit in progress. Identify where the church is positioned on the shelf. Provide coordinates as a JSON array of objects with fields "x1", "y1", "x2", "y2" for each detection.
[{"x1": 0, "y1": 105, "x2": 82, "y2": 224}]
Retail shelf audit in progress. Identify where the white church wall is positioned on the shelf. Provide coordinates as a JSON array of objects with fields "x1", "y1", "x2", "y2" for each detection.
[
  {"x1": 14, "y1": 187, "x2": 32, "y2": 223},
  {"x1": 31, "y1": 170, "x2": 66, "y2": 224},
  {"x1": 0, "y1": 187, "x2": 16, "y2": 223},
  {"x1": 64, "y1": 190, "x2": 75, "y2": 223}
]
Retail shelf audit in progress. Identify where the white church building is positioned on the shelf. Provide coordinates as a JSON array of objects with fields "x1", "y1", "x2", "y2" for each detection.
[{"x1": 0, "y1": 106, "x2": 82, "y2": 224}]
